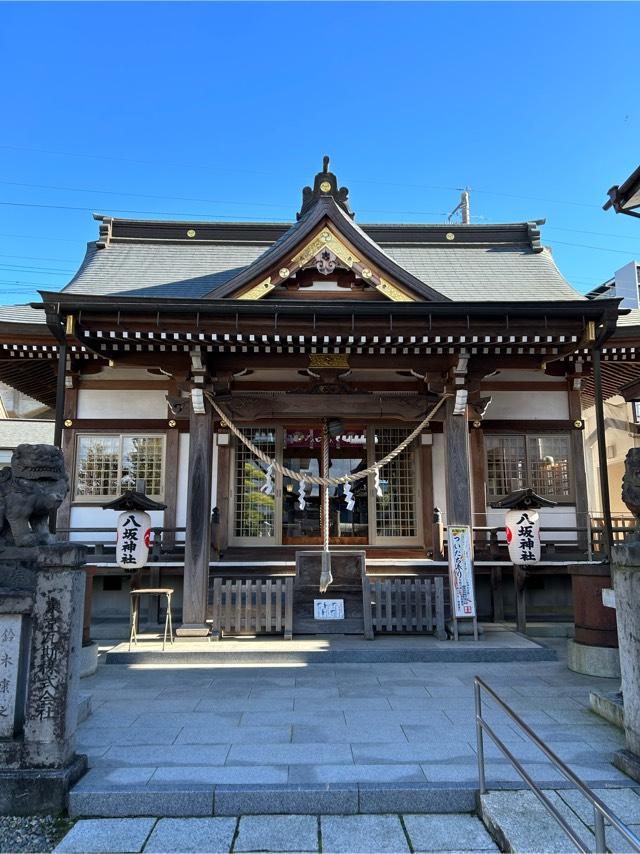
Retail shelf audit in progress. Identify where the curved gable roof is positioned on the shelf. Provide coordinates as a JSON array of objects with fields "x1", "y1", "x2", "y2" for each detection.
[{"x1": 207, "y1": 197, "x2": 451, "y2": 301}]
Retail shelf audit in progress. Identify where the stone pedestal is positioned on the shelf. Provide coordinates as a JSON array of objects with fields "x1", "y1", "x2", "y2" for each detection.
[
  {"x1": 611, "y1": 541, "x2": 640, "y2": 783},
  {"x1": 0, "y1": 543, "x2": 88, "y2": 814}
]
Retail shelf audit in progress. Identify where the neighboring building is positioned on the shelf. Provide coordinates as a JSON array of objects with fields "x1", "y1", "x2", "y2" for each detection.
[
  {"x1": 604, "y1": 165, "x2": 640, "y2": 220},
  {"x1": 583, "y1": 263, "x2": 640, "y2": 517},
  {"x1": 0, "y1": 381, "x2": 54, "y2": 466},
  {"x1": 0, "y1": 160, "x2": 625, "y2": 631}
]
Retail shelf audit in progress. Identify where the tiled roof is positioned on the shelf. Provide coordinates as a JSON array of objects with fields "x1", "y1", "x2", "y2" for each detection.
[
  {"x1": 0, "y1": 305, "x2": 47, "y2": 324},
  {"x1": 617, "y1": 308, "x2": 640, "y2": 327},
  {"x1": 63, "y1": 242, "x2": 268, "y2": 298},
  {"x1": 61, "y1": 219, "x2": 584, "y2": 303}
]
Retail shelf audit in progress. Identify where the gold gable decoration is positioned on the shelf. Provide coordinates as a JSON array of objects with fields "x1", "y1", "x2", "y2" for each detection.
[
  {"x1": 235, "y1": 225, "x2": 417, "y2": 302},
  {"x1": 291, "y1": 227, "x2": 360, "y2": 270}
]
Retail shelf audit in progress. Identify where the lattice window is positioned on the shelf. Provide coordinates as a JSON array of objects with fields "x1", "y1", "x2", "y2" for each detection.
[
  {"x1": 234, "y1": 427, "x2": 276, "y2": 539},
  {"x1": 374, "y1": 426, "x2": 416, "y2": 538},
  {"x1": 486, "y1": 434, "x2": 572, "y2": 501},
  {"x1": 75, "y1": 435, "x2": 165, "y2": 500},
  {"x1": 527, "y1": 436, "x2": 571, "y2": 499},
  {"x1": 486, "y1": 435, "x2": 526, "y2": 497}
]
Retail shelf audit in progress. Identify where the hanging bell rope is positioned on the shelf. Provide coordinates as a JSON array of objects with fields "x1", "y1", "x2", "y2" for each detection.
[
  {"x1": 204, "y1": 390, "x2": 451, "y2": 488},
  {"x1": 319, "y1": 419, "x2": 332, "y2": 592}
]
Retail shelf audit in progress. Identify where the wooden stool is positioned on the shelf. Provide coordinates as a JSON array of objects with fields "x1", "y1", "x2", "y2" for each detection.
[{"x1": 129, "y1": 588, "x2": 174, "y2": 651}]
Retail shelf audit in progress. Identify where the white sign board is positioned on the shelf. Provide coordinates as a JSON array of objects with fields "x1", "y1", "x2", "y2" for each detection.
[
  {"x1": 505, "y1": 509, "x2": 541, "y2": 564},
  {"x1": 116, "y1": 510, "x2": 151, "y2": 569},
  {"x1": 447, "y1": 525, "x2": 477, "y2": 618},
  {"x1": 0, "y1": 614, "x2": 22, "y2": 738},
  {"x1": 602, "y1": 588, "x2": 616, "y2": 609},
  {"x1": 314, "y1": 599, "x2": 345, "y2": 620}
]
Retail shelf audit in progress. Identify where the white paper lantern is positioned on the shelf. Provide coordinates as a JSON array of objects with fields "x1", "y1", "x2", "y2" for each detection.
[
  {"x1": 505, "y1": 508, "x2": 541, "y2": 564},
  {"x1": 116, "y1": 510, "x2": 151, "y2": 570}
]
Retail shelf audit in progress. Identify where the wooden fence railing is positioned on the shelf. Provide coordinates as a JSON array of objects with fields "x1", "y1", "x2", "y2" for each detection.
[
  {"x1": 363, "y1": 576, "x2": 447, "y2": 640},
  {"x1": 590, "y1": 515, "x2": 638, "y2": 554},
  {"x1": 209, "y1": 577, "x2": 294, "y2": 639}
]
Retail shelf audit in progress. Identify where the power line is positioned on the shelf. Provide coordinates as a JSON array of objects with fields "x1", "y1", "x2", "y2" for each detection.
[
  {"x1": 0, "y1": 143, "x2": 605, "y2": 212},
  {"x1": 0, "y1": 252, "x2": 76, "y2": 263},
  {"x1": 0, "y1": 178, "x2": 446, "y2": 217},
  {"x1": 0, "y1": 178, "x2": 292, "y2": 210},
  {"x1": 0, "y1": 144, "x2": 272, "y2": 175},
  {"x1": 0, "y1": 200, "x2": 290, "y2": 221},
  {"x1": 0, "y1": 265, "x2": 73, "y2": 275},
  {"x1": 0, "y1": 232, "x2": 86, "y2": 243},
  {"x1": 545, "y1": 225, "x2": 640, "y2": 242},
  {"x1": 547, "y1": 239, "x2": 636, "y2": 256}
]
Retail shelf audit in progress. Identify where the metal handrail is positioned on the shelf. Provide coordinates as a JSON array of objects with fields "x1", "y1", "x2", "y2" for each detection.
[{"x1": 474, "y1": 676, "x2": 640, "y2": 854}]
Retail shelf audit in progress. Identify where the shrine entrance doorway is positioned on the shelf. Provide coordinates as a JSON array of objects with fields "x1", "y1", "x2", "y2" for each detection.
[
  {"x1": 282, "y1": 425, "x2": 368, "y2": 546},
  {"x1": 229, "y1": 423, "x2": 422, "y2": 548}
]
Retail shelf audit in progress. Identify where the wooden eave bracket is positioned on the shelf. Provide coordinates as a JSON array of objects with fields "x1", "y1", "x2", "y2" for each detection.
[{"x1": 189, "y1": 347, "x2": 208, "y2": 415}]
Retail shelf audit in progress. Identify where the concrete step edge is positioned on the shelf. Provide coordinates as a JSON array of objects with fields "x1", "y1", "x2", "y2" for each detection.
[{"x1": 68, "y1": 782, "x2": 479, "y2": 817}]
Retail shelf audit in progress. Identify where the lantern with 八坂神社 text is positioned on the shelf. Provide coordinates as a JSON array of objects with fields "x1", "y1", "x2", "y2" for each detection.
[
  {"x1": 116, "y1": 510, "x2": 151, "y2": 570},
  {"x1": 505, "y1": 508, "x2": 541, "y2": 564}
]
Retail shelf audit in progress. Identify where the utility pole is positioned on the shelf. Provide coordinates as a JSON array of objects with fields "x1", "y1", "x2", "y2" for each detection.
[{"x1": 447, "y1": 187, "x2": 471, "y2": 224}]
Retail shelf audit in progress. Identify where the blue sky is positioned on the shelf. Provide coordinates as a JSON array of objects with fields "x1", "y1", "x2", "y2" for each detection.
[{"x1": 0, "y1": 1, "x2": 638, "y2": 306}]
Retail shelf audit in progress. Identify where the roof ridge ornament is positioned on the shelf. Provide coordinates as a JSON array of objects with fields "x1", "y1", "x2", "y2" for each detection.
[{"x1": 297, "y1": 155, "x2": 355, "y2": 221}]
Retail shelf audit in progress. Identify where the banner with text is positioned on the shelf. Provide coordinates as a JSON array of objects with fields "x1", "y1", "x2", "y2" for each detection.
[{"x1": 447, "y1": 525, "x2": 477, "y2": 618}]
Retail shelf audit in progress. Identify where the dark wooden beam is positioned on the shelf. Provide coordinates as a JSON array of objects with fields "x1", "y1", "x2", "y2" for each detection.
[
  {"x1": 177, "y1": 396, "x2": 214, "y2": 634},
  {"x1": 443, "y1": 397, "x2": 472, "y2": 527}
]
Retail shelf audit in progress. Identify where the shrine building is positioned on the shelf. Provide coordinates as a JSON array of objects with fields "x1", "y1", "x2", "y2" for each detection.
[{"x1": 0, "y1": 159, "x2": 626, "y2": 635}]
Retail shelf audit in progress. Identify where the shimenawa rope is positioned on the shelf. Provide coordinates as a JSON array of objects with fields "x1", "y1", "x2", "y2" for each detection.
[{"x1": 203, "y1": 390, "x2": 451, "y2": 488}]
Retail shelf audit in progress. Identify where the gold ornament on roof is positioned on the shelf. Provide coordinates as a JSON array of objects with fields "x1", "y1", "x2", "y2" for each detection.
[
  {"x1": 320, "y1": 181, "x2": 332, "y2": 192},
  {"x1": 308, "y1": 354, "x2": 350, "y2": 369},
  {"x1": 187, "y1": 229, "x2": 196, "y2": 238},
  {"x1": 238, "y1": 277, "x2": 275, "y2": 300},
  {"x1": 376, "y1": 279, "x2": 415, "y2": 302},
  {"x1": 279, "y1": 267, "x2": 290, "y2": 279}
]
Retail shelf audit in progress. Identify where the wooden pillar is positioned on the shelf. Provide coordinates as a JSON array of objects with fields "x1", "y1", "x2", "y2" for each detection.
[
  {"x1": 469, "y1": 426, "x2": 487, "y2": 528},
  {"x1": 514, "y1": 564, "x2": 527, "y2": 634},
  {"x1": 420, "y1": 441, "x2": 434, "y2": 554},
  {"x1": 216, "y1": 440, "x2": 231, "y2": 557},
  {"x1": 82, "y1": 566, "x2": 96, "y2": 646},
  {"x1": 568, "y1": 387, "x2": 589, "y2": 555},
  {"x1": 443, "y1": 396, "x2": 473, "y2": 528},
  {"x1": 177, "y1": 397, "x2": 213, "y2": 635},
  {"x1": 56, "y1": 385, "x2": 78, "y2": 535}
]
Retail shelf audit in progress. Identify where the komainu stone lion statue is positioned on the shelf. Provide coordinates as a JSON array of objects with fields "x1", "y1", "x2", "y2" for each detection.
[
  {"x1": 0, "y1": 444, "x2": 69, "y2": 547},
  {"x1": 622, "y1": 448, "x2": 640, "y2": 523}
]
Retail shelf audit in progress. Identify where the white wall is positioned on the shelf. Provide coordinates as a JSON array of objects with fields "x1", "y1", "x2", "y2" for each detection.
[
  {"x1": 487, "y1": 370, "x2": 565, "y2": 384},
  {"x1": 486, "y1": 506, "x2": 578, "y2": 543},
  {"x1": 486, "y1": 390, "x2": 569, "y2": 421},
  {"x1": 77, "y1": 389, "x2": 168, "y2": 419},
  {"x1": 174, "y1": 434, "x2": 218, "y2": 542},
  {"x1": 69, "y1": 506, "x2": 165, "y2": 542},
  {"x1": 0, "y1": 419, "x2": 54, "y2": 449},
  {"x1": 175, "y1": 433, "x2": 190, "y2": 531}
]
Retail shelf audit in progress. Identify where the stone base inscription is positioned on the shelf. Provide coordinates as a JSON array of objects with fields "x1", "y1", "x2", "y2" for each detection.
[{"x1": 0, "y1": 614, "x2": 22, "y2": 738}]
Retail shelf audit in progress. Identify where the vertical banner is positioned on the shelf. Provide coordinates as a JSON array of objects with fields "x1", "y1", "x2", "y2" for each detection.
[
  {"x1": 505, "y1": 509, "x2": 541, "y2": 564},
  {"x1": 116, "y1": 510, "x2": 152, "y2": 569},
  {"x1": 447, "y1": 525, "x2": 477, "y2": 618}
]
